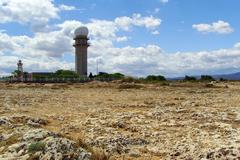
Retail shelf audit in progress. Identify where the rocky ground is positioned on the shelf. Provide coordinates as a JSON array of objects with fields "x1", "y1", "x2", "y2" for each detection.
[{"x1": 0, "y1": 81, "x2": 240, "y2": 159}]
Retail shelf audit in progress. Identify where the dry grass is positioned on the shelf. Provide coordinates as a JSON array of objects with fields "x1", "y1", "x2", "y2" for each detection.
[
  {"x1": 1, "y1": 82, "x2": 240, "y2": 159},
  {"x1": 0, "y1": 134, "x2": 22, "y2": 154},
  {"x1": 64, "y1": 133, "x2": 111, "y2": 160},
  {"x1": 88, "y1": 147, "x2": 111, "y2": 160},
  {"x1": 117, "y1": 84, "x2": 143, "y2": 89},
  {"x1": 50, "y1": 84, "x2": 70, "y2": 89}
]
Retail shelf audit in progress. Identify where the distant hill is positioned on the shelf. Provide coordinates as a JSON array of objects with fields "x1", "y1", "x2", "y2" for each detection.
[
  {"x1": 169, "y1": 72, "x2": 240, "y2": 80},
  {"x1": 212, "y1": 72, "x2": 240, "y2": 80}
]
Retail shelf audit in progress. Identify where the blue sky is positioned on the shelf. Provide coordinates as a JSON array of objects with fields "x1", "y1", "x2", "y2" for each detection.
[
  {"x1": 0, "y1": 0, "x2": 240, "y2": 77},
  {"x1": 53, "y1": 0, "x2": 240, "y2": 51}
]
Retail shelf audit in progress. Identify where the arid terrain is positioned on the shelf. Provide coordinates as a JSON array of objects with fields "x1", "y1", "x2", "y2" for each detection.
[{"x1": 0, "y1": 81, "x2": 240, "y2": 159}]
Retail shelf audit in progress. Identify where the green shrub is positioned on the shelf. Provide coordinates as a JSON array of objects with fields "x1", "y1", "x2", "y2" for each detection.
[
  {"x1": 219, "y1": 77, "x2": 227, "y2": 81},
  {"x1": 96, "y1": 72, "x2": 125, "y2": 79},
  {"x1": 28, "y1": 142, "x2": 45, "y2": 152},
  {"x1": 54, "y1": 70, "x2": 80, "y2": 78},
  {"x1": 184, "y1": 75, "x2": 197, "y2": 81},
  {"x1": 111, "y1": 73, "x2": 125, "y2": 79},
  {"x1": 32, "y1": 70, "x2": 80, "y2": 79},
  {"x1": 200, "y1": 75, "x2": 215, "y2": 81},
  {"x1": 145, "y1": 75, "x2": 166, "y2": 81}
]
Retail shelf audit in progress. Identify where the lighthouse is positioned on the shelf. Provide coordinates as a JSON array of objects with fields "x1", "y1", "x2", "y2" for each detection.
[{"x1": 17, "y1": 60, "x2": 23, "y2": 81}]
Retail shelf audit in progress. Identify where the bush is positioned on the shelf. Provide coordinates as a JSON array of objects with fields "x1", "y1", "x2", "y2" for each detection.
[
  {"x1": 160, "y1": 81, "x2": 170, "y2": 86},
  {"x1": 121, "y1": 77, "x2": 140, "y2": 83},
  {"x1": 184, "y1": 75, "x2": 197, "y2": 81},
  {"x1": 200, "y1": 75, "x2": 215, "y2": 81},
  {"x1": 32, "y1": 70, "x2": 79, "y2": 79},
  {"x1": 112, "y1": 73, "x2": 125, "y2": 79},
  {"x1": 145, "y1": 75, "x2": 166, "y2": 81},
  {"x1": 28, "y1": 142, "x2": 45, "y2": 152},
  {"x1": 96, "y1": 72, "x2": 125, "y2": 79},
  {"x1": 54, "y1": 70, "x2": 79, "y2": 78},
  {"x1": 219, "y1": 77, "x2": 227, "y2": 81}
]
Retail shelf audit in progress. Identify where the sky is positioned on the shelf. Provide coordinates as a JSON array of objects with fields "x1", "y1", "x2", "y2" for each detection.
[{"x1": 0, "y1": 0, "x2": 240, "y2": 77}]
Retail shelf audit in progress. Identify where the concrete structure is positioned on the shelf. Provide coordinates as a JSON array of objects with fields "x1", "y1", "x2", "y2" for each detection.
[
  {"x1": 29, "y1": 72, "x2": 54, "y2": 79},
  {"x1": 17, "y1": 60, "x2": 23, "y2": 81},
  {"x1": 17, "y1": 60, "x2": 23, "y2": 73},
  {"x1": 73, "y1": 26, "x2": 89, "y2": 76}
]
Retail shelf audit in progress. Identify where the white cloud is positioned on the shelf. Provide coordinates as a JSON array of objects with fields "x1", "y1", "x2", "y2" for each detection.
[
  {"x1": 87, "y1": 42, "x2": 240, "y2": 77},
  {"x1": 88, "y1": 19, "x2": 118, "y2": 38},
  {"x1": 0, "y1": 0, "x2": 77, "y2": 32},
  {"x1": 115, "y1": 14, "x2": 161, "y2": 31},
  {"x1": 0, "y1": 13, "x2": 158, "y2": 59},
  {"x1": 2, "y1": 24, "x2": 240, "y2": 77},
  {"x1": 59, "y1": 4, "x2": 76, "y2": 11},
  {"x1": 58, "y1": 14, "x2": 161, "y2": 40},
  {"x1": 0, "y1": 30, "x2": 74, "y2": 59},
  {"x1": 234, "y1": 43, "x2": 240, "y2": 49},
  {"x1": 131, "y1": 14, "x2": 161, "y2": 29},
  {"x1": 0, "y1": 0, "x2": 160, "y2": 34},
  {"x1": 160, "y1": 0, "x2": 169, "y2": 4},
  {"x1": 0, "y1": 13, "x2": 162, "y2": 63},
  {"x1": 1, "y1": 11, "x2": 240, "y2": 77},
  {"x1": 0, "y1": 0, "x2": 58, "y2": 24},
  {"x1": 151, "y1": 30, "x2": 160, "y2": 35},
  {"x1": 0, "y1": 55, "x2": 74, "y2": 74},
  {"x1": 192, "y1": 20, "x2": 234, "y2": 34},
  {"x1": 116, "y1": 36, "x2": 128, "y2": 42}
]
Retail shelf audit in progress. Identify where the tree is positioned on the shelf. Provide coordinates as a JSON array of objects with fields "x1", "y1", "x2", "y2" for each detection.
[
  {"x1": 96, "y1": 72, "x2": 125, "y2": 79},
  {"x1": 184, "y1": 75, "x2": 197, "y2": 81},
  {"x1": 146, "y1": 75, "x2": 166, "y2": 81},
  {"x1": 111, "y1": 73, "x2": 125, "y2": 79},
  {"x1": 219, "y1": 77, "x2": 227, "y2": 81},
  {"x1": 54, "y1": 70, "x2": 79, "y2": 78},
  {"x1": 89, "y1": 72, "x2": 94, "y2": 78},
  {"x1": 200, "y1": 75, "x2": 215, "y2": 81},
  {"x1": 12, "y1": 70, "x2": 21, "y2": 77}
]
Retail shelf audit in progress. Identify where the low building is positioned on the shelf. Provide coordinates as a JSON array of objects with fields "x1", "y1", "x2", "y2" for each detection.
[{"x1": 29, "y1": 72, "x2": 54, "y2": 79}]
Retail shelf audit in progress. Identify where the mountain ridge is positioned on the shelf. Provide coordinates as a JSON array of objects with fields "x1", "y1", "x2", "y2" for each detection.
[{"x1": 169, "y1": 72, "x2": 240, "y2": 80}]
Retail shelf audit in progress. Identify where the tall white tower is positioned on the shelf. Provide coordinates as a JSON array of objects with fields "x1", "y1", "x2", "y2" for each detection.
[{"x1": 73, "y1": 26, "x2": 89, "y2": 76}]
